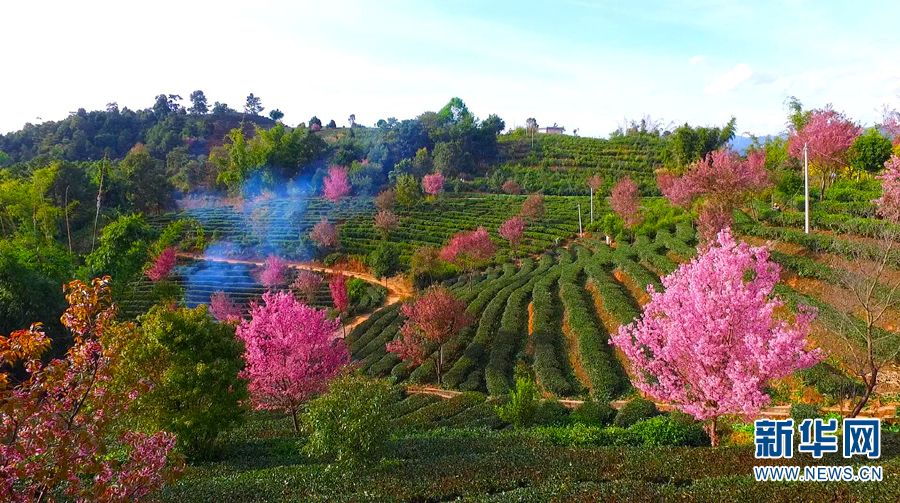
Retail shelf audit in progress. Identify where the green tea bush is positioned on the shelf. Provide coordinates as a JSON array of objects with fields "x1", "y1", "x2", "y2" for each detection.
[
  {"x1": 571, "y1": 397, "x2": 617, "y2": 426},
  {"x1": 497, "y1": 375, "x2": 539, "y2": 429},
  {"x1": 532, "y1": 399, "x2": 570, "y2": 426},
  {"x1": 629, "y1": 414, "x2": 710, "y2": 447},
  {"x1": 790, "y1": 403, "x2": 822, "y2": 423},
  {"x1": 613, "y1": 398, "x2": 659, "y2": 428}
]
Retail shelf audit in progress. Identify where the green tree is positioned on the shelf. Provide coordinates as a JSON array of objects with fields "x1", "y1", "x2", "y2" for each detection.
[
  {"x1": 83, "y1": 214, "x2": 152, "y2": 293},
  {"x1": 115, "y1": 144, "x2": 173, "y2": 214},
  {"x1": 269, "y1": 109, "x2": 284, "y2": 122},
  {"x1": 212, "y1": 102, "x2": 233, "y2": 114},
  {"x1": 395, "y1": 174, "x2": 420, "y2": 206},
  {"x1": 122, "y1": 305, "x2": 248, "y2": 457},
  {"x1": 368, "y1": 242, "x2": 401, "y2": 287},
  {"x1": 244, "y1": 93, "x2": 264, "y2": 115},
  {"x1": 849, "y1": 128, "x2": 893, "y2": 174},
  {"x1": 662, "y1": 118, "x2": 737, "y2": 169},
  {"x1": 301, "y1": 374, "x2": 396, "y2": 464},
  {"x1": 189, "y1": 90, "x2": 208, "y2": 115}
]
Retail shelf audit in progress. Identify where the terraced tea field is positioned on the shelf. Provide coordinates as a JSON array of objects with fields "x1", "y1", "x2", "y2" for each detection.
[
  {"x1": 120, "y1": 259, "x2": 387, "y2": 320},
  {"x1": 150, "y1": 194, "x2": 592, "y2": 263},
  {"x1": 492, "y1": 133, "x2": 665, "y2": 194}
]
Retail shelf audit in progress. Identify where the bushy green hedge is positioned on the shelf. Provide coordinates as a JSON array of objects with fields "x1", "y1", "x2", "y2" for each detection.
[
  {"x1": 396, "y1": 392, "x2": 487, "y2": 429},
  {"x1": 614, "y1": 398, "x2": 660, "y2": 428}
]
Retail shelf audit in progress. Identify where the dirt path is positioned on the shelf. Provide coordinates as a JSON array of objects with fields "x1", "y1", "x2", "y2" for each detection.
[{"x1": 177, "y1": 252, "x2": 414, "y2": 333}]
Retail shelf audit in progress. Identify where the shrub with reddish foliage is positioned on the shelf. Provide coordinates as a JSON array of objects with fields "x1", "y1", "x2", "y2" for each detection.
[
  {"x1": 587, "y1": 174, "x2": 603, "y2": 191},
  {"x1": 322, "y1": 165, "x2": 351, "y2": 202},
  {"x1": 374, "y1": 189, "x2": 397, "y2": 211},
  {"x1": 422, "y1": 172, "x2": 445, "y2": 196},
  {"x1": 309, "y1": 217, "x2": 339, "y2": 250},
  {"x1": 502, "y1": 180, "x2": 522, "y2": 195},
  {"x1": 520, "y1": 194, "x2": 545, "y2": 222},
  {"x1": 612, "y1": 229, "x2": 822, "y2": 445},
  {"x1": 0, "y1": 278, "x2": 184, "y2": 502},
  {"x1": 373, "y1": 209, "x2": 400, "y2": 238},
  {"x1": 236, "y1": 290, "x2": 348, "y2": 432},
  {"x1": 387, "y1": 286, "x2": 472, "y2": 384}
]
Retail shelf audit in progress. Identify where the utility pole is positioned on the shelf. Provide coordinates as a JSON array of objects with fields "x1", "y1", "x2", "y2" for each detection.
[
  {"x1": 578, "y1": 203, "x2": 583, "y2": 237},
  {"x1": 804, "y1": 143, "x2": 810, "y2": 234}
]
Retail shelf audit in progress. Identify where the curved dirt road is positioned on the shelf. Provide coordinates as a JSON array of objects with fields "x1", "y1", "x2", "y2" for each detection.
[{"x1": 177, "y1": 252, "x2": 413, "y2": 332}]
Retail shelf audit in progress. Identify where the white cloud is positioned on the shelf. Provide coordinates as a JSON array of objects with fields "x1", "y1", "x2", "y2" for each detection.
[
  {"x1": 689, "y1": 55, "x2": 707, "y2": 65},
  {"x1": 704, "y1": 63, "x2": 754, "y2": 94}
]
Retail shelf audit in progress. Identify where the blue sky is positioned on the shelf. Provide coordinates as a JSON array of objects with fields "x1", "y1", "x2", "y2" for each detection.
[{"x1": 3, "y1": 0, "x2": 899, "y2": 137}]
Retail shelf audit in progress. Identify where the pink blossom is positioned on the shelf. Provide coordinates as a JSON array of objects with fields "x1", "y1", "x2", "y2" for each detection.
[
  {"x1": 330, "y1": 274, "x2": 349, "y2": 315},
  {"x1": 422, "y1": 172, "x2": 445, "y2": 196},
  {"x1": 146, "y1": 247, "x2": 176, "y2": 281},
  {"x1": 610, "y1": 177, "x2": 642, "y2": 228},
  {"x1": 292, "y1": 270, "x2": 323, "y2": 303},
  {"x1": 309, "y1": 217, "x2": 339, "y2": 249},
  {"x1": 209, "y1": 291, "x2": 242, "y2": 322},
  {"x1": 259, "y1": 254, "x2": 287, "y2": 288},
  {"x1": 388, "y1": 286, "x2": 472, "y2": 384},
  {"x1": 373, "y1": 209, "x2": 400, "y2": 238},
  {"x1": 498, "y1": 216, "x2": 526, "y2": 257},
  {"x1": 611, "y1": 229, "x2": 822, "y2": 445},
  {"x1": 439, "y1": 227, "x2": 497, "y2": 273},
  {"x1": 236, "y1": 290, "x2": 348, "y2": 432},
  {"x1": 322, "y1": 165, "x2": 351, "y2": 202},
  {"x1": 874, "y1": 155, "x2": 900, "y2": 223}
]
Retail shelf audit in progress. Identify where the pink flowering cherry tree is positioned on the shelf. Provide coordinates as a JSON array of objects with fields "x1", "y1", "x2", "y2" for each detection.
[
  {"x1": 611, "y1": 229, "x2": 822, "y2": 445},
  {"x1": 322, "y1": 165, "x2": 352, "y2": 203},
  {"x1": 147, "y1": 246, "x2": 177, "y2": 281},
  {"x1": 309, "y1": 217, "x2": 339, "y2": 252},
  {"x1": 660, "y1": 149, "x2": 771, "y2": 241},
  {"x1": 236, "y1": 290, "x2": 348, "y2": 433},
  {"x1": 209, "y1": 291, "x2": 242, "y2": 322},
  {"x1": 292, "y1": 270, "x2": 323, "y2": 303},
  {"x1": 439, "y1": 227, "x2": 497, "y2": 281},
  {"x1": 259, "y1": 254, "x2": 288, "y2": 288},
  {"x1": 373, "y1": 209, "x2": 401, "y2": 239},
  {"x1": 330, "y1": 274, "x2": 349, "y2": 336},
  {"x1": 788, "y1": 106, "x2": 861, "y2": 200},
  {"x1": 610, "y1": 177, "x2": 643, "y2": 237},
  {"x1": 498, "y1": 216, "x2": 526, "y2": 259},
  {"x1": 874, "y1": 155, "x2": 900, "y2": 223},
  {"x1": 422, "y1": 172, "x2": 445, "y2": 198}
]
